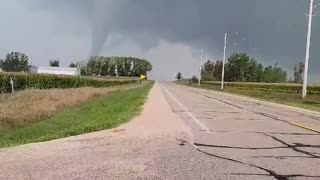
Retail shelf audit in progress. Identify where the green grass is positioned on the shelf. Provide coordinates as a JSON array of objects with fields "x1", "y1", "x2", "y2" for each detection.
[
  {"x1": 179, "y1": 82, "x2": 320, "y2": 112},
  {"x1": 0, "y1": 82, "x2": 154, "y2": 148}
]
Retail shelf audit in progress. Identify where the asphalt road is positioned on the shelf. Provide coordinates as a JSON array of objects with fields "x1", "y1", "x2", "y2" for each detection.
[{"x1": 1, "y1": 82, "x2": 320, "y2": 180}]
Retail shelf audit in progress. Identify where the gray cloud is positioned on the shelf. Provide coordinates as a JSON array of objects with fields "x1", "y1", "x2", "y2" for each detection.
[{"x1": 1, "y1": 0, "x2": 319, "y2": 81}]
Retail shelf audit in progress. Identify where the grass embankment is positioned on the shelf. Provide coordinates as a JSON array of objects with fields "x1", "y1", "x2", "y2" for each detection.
[
  {"x1": 0, "y1": 83, "x2": 140, "y2": 128},
  {"x1": 178, "y1": 82, "x2": 320, "y2": 112},
  {"x1": 0, "y1": 82, "x2": 154, "y2": 148}
]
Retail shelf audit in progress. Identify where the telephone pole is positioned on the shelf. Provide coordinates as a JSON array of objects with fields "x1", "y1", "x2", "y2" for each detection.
[
  {"x1": 302, "y1": 0, "x2": 314, "y2": 98},
  {"x1": 221, "y1": 33, "x2": 228, "y2": 90},
  {"x1": 198, "y1": 49, "x2": 204, "y2": 86}
]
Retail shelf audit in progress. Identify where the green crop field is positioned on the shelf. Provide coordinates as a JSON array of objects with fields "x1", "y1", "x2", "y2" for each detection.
[
  {"x1": 200, "y1": 81, "x2": 320, "y2": 95},
  {"x1": 0, "y1": 72, "x2": 137, "y2": 93}
]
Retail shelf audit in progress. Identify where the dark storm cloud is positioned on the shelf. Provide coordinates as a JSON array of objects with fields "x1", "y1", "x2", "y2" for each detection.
[{"x1": 24, "y1": 0, "x2": 320, "y2": 81}]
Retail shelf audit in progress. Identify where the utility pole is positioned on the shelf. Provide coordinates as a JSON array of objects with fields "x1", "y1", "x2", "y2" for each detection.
[
  {"x1": 221, "y1": 33, "x2": 228, "y2": 90},
  {"x1": 198, "y1": 49, "x2": 204, "y2": 86},
  {"x1": 302, "y1": 0, "x2": 314, "y2": 98}
]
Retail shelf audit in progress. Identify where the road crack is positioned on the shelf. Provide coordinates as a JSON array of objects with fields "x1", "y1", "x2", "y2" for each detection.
[
  {"x1": 264, "y1": 134, "x2": 320, "y2": 158},
  {"x1": 194, "y1": 142, "x2": 320, "y2": 151},
  {"x1": 176, "y1": 139, "x2": 320, "y2": 180}
]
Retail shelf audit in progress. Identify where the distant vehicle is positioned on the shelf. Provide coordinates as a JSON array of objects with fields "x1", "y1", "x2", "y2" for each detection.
[{"x1": 29, "y1": 66, "x2": 80, "y2": 76}]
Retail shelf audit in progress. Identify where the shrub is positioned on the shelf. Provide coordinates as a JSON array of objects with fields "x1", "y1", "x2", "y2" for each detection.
[{"x1": 191, "y1": 76, "x2": 199, "y2": 84}]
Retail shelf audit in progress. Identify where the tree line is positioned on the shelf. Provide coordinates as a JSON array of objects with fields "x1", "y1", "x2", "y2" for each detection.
[
  {"x1": 85, "y1": 56, "x2": 152, "y2": 77},
  {"x1": 0, "y1": 52, "x2": 152, "y2": 77},
  {"x1": 177, "y1": 52, "x2": 305, "y2": 84}
]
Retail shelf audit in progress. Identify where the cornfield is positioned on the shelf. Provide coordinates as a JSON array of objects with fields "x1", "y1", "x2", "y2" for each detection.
[
  {"x1": 201, "y1": 81, "x2": 320, "y2": 95},
  {"x1": 0, "y1": 73, "x2": 137, "y2": 93}
]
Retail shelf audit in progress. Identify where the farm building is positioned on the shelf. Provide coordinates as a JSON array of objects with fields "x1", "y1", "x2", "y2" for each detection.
[{"x1": 29, "y1": 66, "x2": 80, "y2": 76}]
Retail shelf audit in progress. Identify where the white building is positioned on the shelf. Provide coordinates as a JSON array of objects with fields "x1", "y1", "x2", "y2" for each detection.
[{"x1": 29, "y1": 66, "x2": 80, "y2": 76}]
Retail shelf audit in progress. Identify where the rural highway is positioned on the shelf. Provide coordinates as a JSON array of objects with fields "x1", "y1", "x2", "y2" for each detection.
[{"x1": 1, "y1": 82, "x2": 320, "y2": 180}]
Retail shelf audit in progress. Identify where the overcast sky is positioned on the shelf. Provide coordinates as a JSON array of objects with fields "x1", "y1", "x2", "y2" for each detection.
[{"x1": 0, "y1": 0, "x2": 319, "y2": 81}]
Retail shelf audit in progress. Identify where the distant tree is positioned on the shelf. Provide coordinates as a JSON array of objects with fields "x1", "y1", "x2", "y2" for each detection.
[
  {"x1": 204, "y1": 52, "x2": 287, "y2": 83},
  {"x1": 0, "y1": 59, "x2": 3, "y2": 69},
  {"x1": 49, "y1": 59, "x2": 60, "y2": 67},
  {"x1": 176, "y1": 72, "x2": 182, "y2": 80},
  {"x1": 2, "y1": 52, "x2": 29, "y2": 72},
  {"x1": 213, "y1": 60, "x2": 223, "y2": 81},
  {"x1": 262, "y1": 65, "x2": 274, "y2": 83},
  {"x1": 271, "y1": 63, "x2": 287, "y2": 82},
  {"x1": 256, "y1": 63, "x2": 264, "y2": 82},
  {"x1": 69, "y1": 62, "x2": 77, "y2": 68},
  {"x1": 201, "y1": 60, "x2": 215, "y2": 81},
  {"x1": 191, "y1": 76, "x2": 199, "y2": 83},
  {"x1": 226, "y1": 53, "x2": 254, "y2": 82},
  {"x1": 86, "y1": 56, "x2": 152, "y2": 77},
  {"x1": 262, "y1": 64, "x2": 287, "y2": 83},
  {"x1": 293, "y1": 62, "x2": 304, "y2": 83}
]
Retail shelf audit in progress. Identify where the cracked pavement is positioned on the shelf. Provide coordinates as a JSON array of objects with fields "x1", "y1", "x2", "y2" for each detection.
[{"x1": 1, "y1": 82, "x2": 320, "y2": 180}]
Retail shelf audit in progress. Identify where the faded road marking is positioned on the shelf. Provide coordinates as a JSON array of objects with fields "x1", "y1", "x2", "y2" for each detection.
[{"x1": 161, "y1": 85, "x2": 211, "y2": 134}]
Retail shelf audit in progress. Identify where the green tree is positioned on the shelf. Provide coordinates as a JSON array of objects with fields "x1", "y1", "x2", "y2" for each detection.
[
  {"x1": 176, "y1": 72, "x2": 182, "y2": 80},
  {"x1": 2, "y1": 52, "x2": 29, "y2": 72},
  {"x1": 86, "y1": 56, "x2": 152, "y2": 77},
  {"x1": 49, "y1": 59, "x2": 60, "y2": 67},
  {"x1": 226, "y1": 53, "x2": 253, "y2": 82},
  {"x1": 256, "y1": 64, "x2": 264, "y2": 82},
  {"x1": 272, "y1": 64, "x2": 287, "y2": 82},
  {"x1": 262, "y1": 66, "x2": 274, "y2": 83},
  {"x1": 69, "y1": 62, "x2": 77, "y2": 68},
  {"x1": 191, "y1": 76, "x2": 199, "y2": 83},
  {"x1": 201, "y1": 60, "x2": 215, "y2": 81},
  {"x1": 293, "y1": 62, "x2": 304, "y2": 83},
  {"x1": 246, "y1": 59, "x2": 259, "y2": 82},
  {"x1": 213, "y1": 60, "x2": 223, "y2": 81},
  {"x1": 262, "y1": 64, "x2": 287, "y2": 83},
  {"x1": 209, "y1": 52, "x2": 287, "y2": 83},
  {"x1": 0, "y1": 59, "x2": 4, "y2": 69}
]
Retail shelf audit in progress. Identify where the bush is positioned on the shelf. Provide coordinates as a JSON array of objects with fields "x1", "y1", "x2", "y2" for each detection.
[
  {"x1": 191, "y1": 76, "x2": 199, "y2": 84},
  {"x1": 0, "y1": 73, "x2": 137, "y2": 93},
  {"x1": 201, "y1": 81, "x2": 320, "y2": 95}
]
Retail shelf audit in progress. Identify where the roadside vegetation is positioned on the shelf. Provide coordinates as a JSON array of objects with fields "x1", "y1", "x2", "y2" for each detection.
[
  {"x1": 0, "y1": 51, "x2": 154, "y2": 147},
  {"x1": 85, "y1": 56, "x2": 152, "y2": 77},
  {"x1": 0, "y1": 73, "x2": 137, "y2": 93},
  {"x1": 176, "y1": 52, "x2": 320, "y2": 112},
  {"x1": 0, "y1": 84, "x2": 140, "y2": 128},
  {"x1": 199, "y1": 53, "x2": 288, "y2": 83},
  {"x1": 0, "y1": 82, "x2": 154, "y2": 147},
  {"x1": 0, "y1": 51, "x2": 152, "y2": 78}
]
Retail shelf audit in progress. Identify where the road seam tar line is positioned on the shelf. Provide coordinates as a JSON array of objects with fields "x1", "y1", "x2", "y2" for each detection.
[
  {"x1": 161, "y1": 85, "x2": 211, "y2": 134},
  {"x1": 176, "y1": 83, "x2": 320, "y2": 118},
  {"x1": 287, "y1": 122, "x2": 320, "y2": 134}
]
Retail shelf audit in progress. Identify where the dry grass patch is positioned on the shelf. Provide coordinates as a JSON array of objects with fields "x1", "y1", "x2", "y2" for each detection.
[{"x1": 0, "y1": 85, "x2": 139, "y2": 128}]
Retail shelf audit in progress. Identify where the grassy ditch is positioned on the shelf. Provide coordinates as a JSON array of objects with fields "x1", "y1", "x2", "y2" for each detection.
[
  {"x1": 0, "y1": 83, "x2": 141, "y2": 128},
  {"x1": 0, "y1": 82, "x2": 154, "y2": 148}
]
